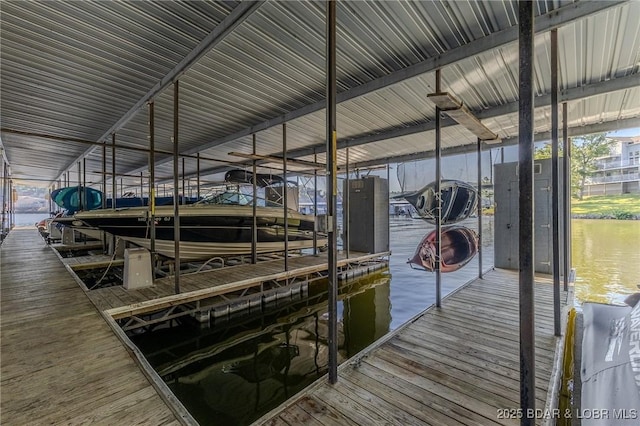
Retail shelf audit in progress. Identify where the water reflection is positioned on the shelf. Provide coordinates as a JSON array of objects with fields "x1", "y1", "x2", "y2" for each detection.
[
  {"x1": 131, "y1": 271, "x2": 391, "y2": 426},
  {"x1": 572, "y1": 219, "x2": 640, "y2": 305}
]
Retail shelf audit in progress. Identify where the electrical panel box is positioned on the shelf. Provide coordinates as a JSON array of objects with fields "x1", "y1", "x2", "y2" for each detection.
[
  {"x1": 494, "y1": 159, "x2": 565, "y2": 274},
  {"x1": 344, "y1": 176, "x2": 389, "y2": 254}
]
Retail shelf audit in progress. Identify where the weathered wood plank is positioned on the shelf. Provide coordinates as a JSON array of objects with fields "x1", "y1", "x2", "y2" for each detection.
[
  {"x1": 352, "y1": 361, "x2": 497, "y2": 425},
  {"x1": 296, "y1": 395, "x2": 358, "y2": 425},
  {"x1": 0, "y1": 229, "x2": 180, "y2": 425}
]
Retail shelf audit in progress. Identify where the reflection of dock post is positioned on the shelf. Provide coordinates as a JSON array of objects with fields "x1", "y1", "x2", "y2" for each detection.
[{"x1": 343, "y1": 277, "x2": 391, "y2": 357}]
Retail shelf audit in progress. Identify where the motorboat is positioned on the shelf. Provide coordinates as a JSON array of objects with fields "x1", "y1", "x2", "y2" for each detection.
[
  {"x1": 396, "y1": 179, "x2": 478, "y2": 224},
  {"x1": 67, "y1": 191, "x2": 327, "y2": 261},
  {"x1": 408, "y1": 225, "x2": 478, "y2": 272}
]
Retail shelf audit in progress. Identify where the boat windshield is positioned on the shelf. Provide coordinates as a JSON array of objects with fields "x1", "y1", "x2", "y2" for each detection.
[{"x1": 196, "y1": 191, "x2": 282, "y2": 208}]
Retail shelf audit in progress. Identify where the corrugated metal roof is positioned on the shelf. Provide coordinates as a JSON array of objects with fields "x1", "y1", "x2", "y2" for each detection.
[{"x1": 1, "y1": 0, "x2": 638, "y2": 191}]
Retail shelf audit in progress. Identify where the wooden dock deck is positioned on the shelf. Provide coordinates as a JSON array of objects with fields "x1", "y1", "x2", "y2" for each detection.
[
  {"x1": 256, "y1": 269, "x2": 569, "y2": 426},
  {"x1": 89, "y1": 250, "x2": 388, "y2": 320},
  {"x1": 0, "y1": 229, "x2": 184, "y2": 425}
]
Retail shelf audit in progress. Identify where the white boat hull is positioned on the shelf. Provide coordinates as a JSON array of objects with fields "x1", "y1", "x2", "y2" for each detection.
[{"x1": 122, "y1": 236, "x2": 328, "y2": 261}]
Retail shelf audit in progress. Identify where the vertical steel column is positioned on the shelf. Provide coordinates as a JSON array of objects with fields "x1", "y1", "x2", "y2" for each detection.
[
  {"x1": 313, "y1": 150, "x2": 318, "y2": 255},
  {"x1": 344, "y1": 147, "x2": 349, "y2": 257},
  {"x1": 477, "y1": 138, "x2": 483, "y2": 279},
  {"x1": 196, "y1": 153, "x2": 201, "y2": 200},
  {"x1": 551, "y1": 29, "x2": 561, "y2": 337},
  {"x1": 111, "y1": 135, "x2": 116, "y2": 209},
  {"x1": 77, "y1": 161, "x2": 82, "y2": 211},
  {"x1": 283, "y1": 123, "x2": 289, "y2": 271},
  {"x1": 326, "y1": 0, "x2": 338, "y2": 385},
  {"x1": 82, "y1": 158, "x2": 86, "y2": 211},
  {"x1": 140, "y1": 172, "x2": 144, "y2": 204},
  {"x1": 518, "y1": 1, "x2": 536, "y2": 420},
  {"x1": 102, "y1": 143, "x2": 107, "y2": 209},
  {"x1": 1, "y1": 160, "x2": 6, "y2": 232},
  {"x1": 149, "y1": 102, "x2": 156, "y2": 258},
  {"x1": 252, "y1": 134, "x2": 258, "y2": 264},
  {"x1": 435, "y1": 69, "x2": 442, "y2": 308},
  {"x1": 182, "y1": 157, "x2": 186, "y2": 205},
  {"x1": 173, "y1": 81, "x2": 181, "y2": 294},
  {"x1": 387, "y1": 164, "x2": 391, "y2": 247},
  {"x1": 8, "y1": 178, "x2": 13, "y2": 229},
  {"x1": 563, "y1": 103, "x2": 570, "y2": 291}
]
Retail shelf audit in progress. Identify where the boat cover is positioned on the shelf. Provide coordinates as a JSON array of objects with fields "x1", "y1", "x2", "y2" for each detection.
[
  {"x1": 581, "y1": 302, "x2": 640, "y2": 425},
  {"x1": 52, "y1": 186, "x2": 197, "y2": 213}
]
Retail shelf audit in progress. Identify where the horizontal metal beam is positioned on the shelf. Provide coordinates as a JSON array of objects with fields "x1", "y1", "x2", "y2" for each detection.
[
  {"x1": 192, "y1": 74, "x2": 639, "y2": 176},
  {"x1": 0, "y1": 128, "x2": 241, "y2": 166},
  {"x1": 341, "y1": 73, "x2": 640, "y2": 151},
  {"x1": 182, "y1": 0, "x2": 627, "y2": 156},
  {"x1": 228, "y1": 151, "x2": 325, "y2": 169},
  {"x1": 349, "y1": 116, "x2": 640, "y2": 169}
]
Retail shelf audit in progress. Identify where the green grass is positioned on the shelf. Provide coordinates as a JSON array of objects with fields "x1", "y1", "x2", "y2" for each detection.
[{"x1": 571, "y1": 194, "x2": 640, "y2": 218}]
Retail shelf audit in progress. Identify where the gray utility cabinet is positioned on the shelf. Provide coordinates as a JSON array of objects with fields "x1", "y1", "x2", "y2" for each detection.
[
  {"x1": 343, "y1": 176, "x2": 389, "y2": 254},
  {"x1": 494, "y1": 159, "x2": 564, "y2": 274}
]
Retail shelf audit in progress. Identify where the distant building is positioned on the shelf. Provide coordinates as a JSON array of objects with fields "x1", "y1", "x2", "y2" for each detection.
[{"x1": 584, "y1": 136, "x2": 640, "y2": 196}]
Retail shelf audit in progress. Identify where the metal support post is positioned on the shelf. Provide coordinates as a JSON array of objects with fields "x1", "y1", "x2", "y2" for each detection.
[
  {"x1": 173, "y1": 81, "x2": 181, "y2": 294},
  {"x1": 283, "y1": 123, "x2": 289, "y2": 271},
  {"x1": 563, "y1": 103, "x2": 570, "y2": 292},
  {"x1": 252, "y1": 134, "x2": 258, "y2": 264},
  {"x1": 149, "y1": 102, "x2": 156, "y2": 259},
  {"x1": 182, "y1": 157, "x2": 185, "y2": 205},
  {"x1": 477, "y1": 138, "x2": 483, "y2": 279},
  {"x1": 326, "y1": 0, "x2": 338, "y2": 385},
  {"x1": 435, "y1": 69, "x2": 442, "y2": 308},
  {"x1": 196, "y1": 153, "x2": 201, "y2": 200},
  {"x1": 77, "y1": 161, "x2": 82, "y2": 211},
  {"x1": 551, "y1": 29, "x2": 561, "y2": 336},
  {"x1": 313, "y1": 149, "x2": 318, "y2": 255},
  {"x1": 111, "y1": 135, "x2": 116, "y2": 208},
  {"x1": 344, "y1": 147, "x2": 349, "y2": 257},
  {"x1": 82, "y1": 158, "x2": 86, "y2": 211},
  {"x1": 102, "y1": 142, "x2": 107, "y2": 209},
  {"x1": 518, "y1": 1, "x2": 536, "y2": 420}
]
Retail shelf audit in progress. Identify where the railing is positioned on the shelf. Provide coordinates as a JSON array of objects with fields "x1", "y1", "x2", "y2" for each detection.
[
  {"x1": 585, "y1": 173, "x2": 640, "y2": 184},
  {"x1": 595, "y1": 158, "x2": 640, "y2": 170}
]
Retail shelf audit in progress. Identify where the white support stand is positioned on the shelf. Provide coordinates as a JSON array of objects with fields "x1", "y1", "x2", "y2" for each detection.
[
  {"x1": 124, "y1": 247, "x2": 153, "y2": 290},
  {"x1": 62, "y1": 226, "x2": 75, "y2": 244},
  {"x1": 48, "y1": 223, "x2": 62, "y2": 240}
]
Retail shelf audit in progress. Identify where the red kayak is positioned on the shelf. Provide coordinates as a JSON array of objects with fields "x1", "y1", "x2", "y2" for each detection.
[{"x1": 408, "y1": 225, "x2": 478, "y2": 272}]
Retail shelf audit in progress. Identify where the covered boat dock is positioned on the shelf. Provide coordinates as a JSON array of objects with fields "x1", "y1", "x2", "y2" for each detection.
[{"x1": 1, "y1": 0, "x2": 638, "y2": 424}]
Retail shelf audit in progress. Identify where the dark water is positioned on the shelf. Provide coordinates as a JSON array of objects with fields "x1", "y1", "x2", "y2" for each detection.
[
  {"x1": 131, "y1": 272, "x2": 392, "y2": 425},
  {"x1": 130, "y1": 215, "x2": 493, "y2": 425}
]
